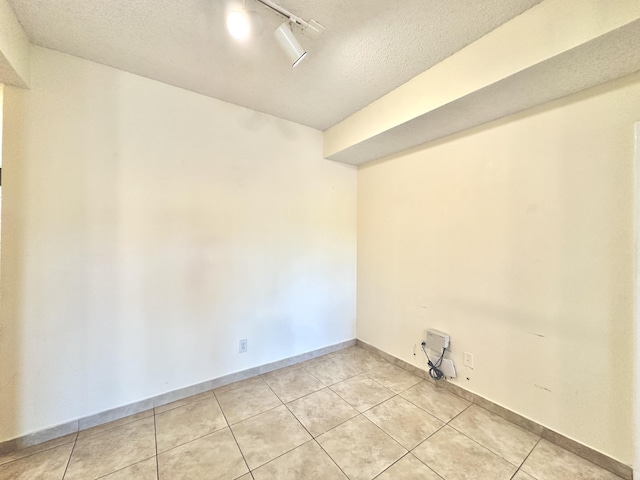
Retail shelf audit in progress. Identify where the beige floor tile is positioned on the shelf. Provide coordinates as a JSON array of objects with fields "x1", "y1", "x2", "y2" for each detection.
[
  {"x1": 400, "y1": 381, "x2": 470, "y2": 422},
  {"x1": 317, "y1": 415, "x2": 406, "y2": 480},
  {"x1": 303, "y1": 356, "x2": 362, "y2": 385},
  {"x1": 214, "y1": 376, "x2": 265, "y2": 395},
  {"x1": 330, "y1": 375, "x2": 394, "y2": 412},
  {"x1": 334, "y1": 347, "x2": 387, "y2": 373},
  {"x1": 237, "y1": 474, "x2": 253, "y2": 480},
  {"x1": 231, "y1": 405, "x2": 311, "y2": 470},
  {"x1": 449, "y1": 405, "x2": 539, "y2": 465},
  {"x1": 0, "y1": 443, "x2": 73, "y2": 480},
  {"x1": 298, "y1": 354, "x2": 332, "y2": 369},
  {"x1": 155, "y1": 391, "x2": 213, "y2": 414},
  {"x1": 216, "y1": 381, "x2": 282, "y2": 424},
  {"x1": 521, "y1": 440, "x2": 623, "y2": 480},
  {"x1": 331, "y1": 346, "x2": 372, "y2": 359},
  {"x1": 413, "y1": 426, "x2": 516, "y2": 480},
  {"x1": 100, "y1": 457, "x2": 157, "y2": 480},
  {"x1": 330, "y1": 346, "x2": 360, "y2": 356},
  {"x1": 64, "y1": 416, "x2": 156, "y2": 480},
  {"x1": 261, "y1": 363, "x2": 304, "y2": 378},
  {"x1": 0, "y1": 433, "x2": 77, "y2": 467},
  {"x1": 364, "y1": 396, "x2": 443, "y2": 449},
  {"x1": 512, "y1": 470, "x2": 536, "y2": 480},
  {"x1": 365, "y1": 363, "x2": 423, "y2": 394},
  {"x1": 78, "y1": 410, "x2": 153, "y2": 440},
  {"x1": 158, "y1": 428, "x2": 248, "y2": 480},
  {"x1": 375, "y1": 454, "x2": 442, "y2": 480},
  {"x1": 287, "y1": 388, "x2": 359, "y2": 437},
  {"x1": 252, "y1": 440, "x2": 347, "y2": 480},
  {"x1": 156, "y1": 396, "x2": 228, "y2": 452},
  {"x1": 263, "y1": 368, "x2": 324, "y2": 403}
]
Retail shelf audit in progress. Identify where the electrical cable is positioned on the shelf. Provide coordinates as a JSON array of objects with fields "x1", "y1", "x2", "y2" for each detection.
[{"x1": 421, "y1": 342, "x2": 446, "y2": 380}]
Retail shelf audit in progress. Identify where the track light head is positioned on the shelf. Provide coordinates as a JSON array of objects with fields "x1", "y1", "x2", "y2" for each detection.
[{"x1": 274, "y1": 22, "x2": 307, "y2": 68}]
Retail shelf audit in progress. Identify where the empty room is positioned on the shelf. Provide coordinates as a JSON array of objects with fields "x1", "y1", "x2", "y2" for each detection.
[{"x1": 0, "y1": 0, "x2": 638, "y2": 479}]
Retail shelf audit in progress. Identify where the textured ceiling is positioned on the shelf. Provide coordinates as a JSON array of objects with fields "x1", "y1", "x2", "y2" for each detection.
[{"x1": 7, "y1": 0, "x2": 542, "y2": 130}]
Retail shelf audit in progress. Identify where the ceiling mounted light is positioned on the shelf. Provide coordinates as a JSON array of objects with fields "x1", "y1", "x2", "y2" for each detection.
[
  {"x1": 226, "y1": 10, "x2": 250, "y2": 40},
  {"x1": 274, "y1": 23, "x2": 307, "y2": 67},
  {"x1": 254, "y1": 0, "x2": 325, "y2": 68}
]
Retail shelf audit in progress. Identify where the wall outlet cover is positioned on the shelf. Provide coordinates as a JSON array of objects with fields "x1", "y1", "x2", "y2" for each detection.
[
  {"x1": 439, "y1": 358, "x2": 456, "y2": 378},
  {"x1": 463, "y1": 352, "x2": 474, "y2": 369},
  {"x1": 239, "y1": 339, "x2": 248, "y2": 353},
  {"x1": 427, "y1": 348, "x2": 456, "y2": 378}
]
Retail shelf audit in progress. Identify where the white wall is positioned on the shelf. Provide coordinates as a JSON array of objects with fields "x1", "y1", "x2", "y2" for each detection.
[
  {"x1": 0, "y1": 46, "x2": 357, "y2": 442},
  {"x1": 357, "y1": 73, "x2": 640, "y2": 465},
  {"x1": 634, "y1": 121, "x2": 640, "y2": 475}
]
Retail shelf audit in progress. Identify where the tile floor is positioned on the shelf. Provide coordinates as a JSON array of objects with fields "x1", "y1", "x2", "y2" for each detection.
[{"x1": 0, "y1": 346, "x2": 624, "y2": 480}]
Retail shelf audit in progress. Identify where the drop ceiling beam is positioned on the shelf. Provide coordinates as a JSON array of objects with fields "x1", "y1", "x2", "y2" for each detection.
[
  {"x1": 0, "y1": 0, "x2": 30, "y2": 88},
  {"x1": 323, "y1": 0, "x2": 640, "y2": 166}
]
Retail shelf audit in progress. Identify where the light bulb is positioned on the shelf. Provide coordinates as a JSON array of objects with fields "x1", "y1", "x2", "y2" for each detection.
[{"x1": 227, "y1": 11, "x2": 250, "y2": 40}]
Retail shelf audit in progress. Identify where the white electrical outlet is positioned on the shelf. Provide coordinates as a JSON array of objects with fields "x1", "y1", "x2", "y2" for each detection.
[
  {"x1": 464, "y1": 352, "x2": 474, "y2": 368},
  {"x1": 239, "y1": 339, "x2": 248, "y2": 353}
]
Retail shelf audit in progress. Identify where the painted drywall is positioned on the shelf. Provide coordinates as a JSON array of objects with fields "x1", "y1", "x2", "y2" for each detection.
[
  {"x1": 634, "y1": 121, "x2": 640, "y2": 475},
  {"x1": 324, "y1": 0, "x2": 640, "y2": 163},
  {"x1": 357, "y1": 73, "x2": 640, "y2": 465},
  {"x1": 0, "y1": 46, "x2": 357, "y2": 442},
  {"x1": 0, "y1": 0, "x2": 30, "y2": 87}
]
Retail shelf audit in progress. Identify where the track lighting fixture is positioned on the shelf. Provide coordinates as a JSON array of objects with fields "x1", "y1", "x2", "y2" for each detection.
[
  {"x1": 274, "y1": 22, "x2": 307, "y2": 67},
  {"x1": 226, "y1": 0, "x2": 324, "y2": 68}
]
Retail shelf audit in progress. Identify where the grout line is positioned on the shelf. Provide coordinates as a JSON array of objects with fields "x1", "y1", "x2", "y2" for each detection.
[
  {"x1": 152, "y1": 399, "x2": 241, "y2": 457},
  {"x1": 285, "y1": 384, "x2": 332, "y2": 405},
  {"x1": 445, "y1": 421, "x2": 524, "y2": 469},
  {"x1": 356, "y1": 408, "x2": 407, "y2": 451},
  {"x1": 60, "y1": 436, "x2": 77, "y2": 479},
  {"x1": 410, "y1": 422, "x2": 448, "y2": 452},
  {"x1": 310, "y1": 408, "x2": 360, "y2": 438},
  {"x1": 153, "y1": 391, "x2": 215, "y2": 415},
  {"x1": 152, "y1": 399, "x2": 231, "y2": 457},
  {"x1": 152, "y1": 412, "x2": 159, "y2": 480},
  {"x1": 314, "y1": 411, "x2": 408, "y2": 480},
  {"x1": 92, "y1": 456, "x2": 157, "y2": 480},
  {"x1": 0, "y1": 433, "x2": 78, "y2": 469},
  {"x1": 313, "y1": 437, "x2": 351, "y2": 479},
  {"x1": 397, "y1": 385, "x2": 463, "y2": 423},
  {"x1": 359, "y1": 392, "x2": 399, "y2": 416},
  {"x1": 259, "y1": 363, "x2": 306, "y2": 379},
  {"x1": 510, "y1": 438, "x2": 541, "y2": 480},
  {"x1": 153, "y1": 425, "x2": 229, "y2": 457},
  {"x1": 445, "y1": 402, "x2": 472, "y2": 423},
  {"x1": 215, "y1": 394, "x2": 251, "y2": 476},
  {"x1": 77, "y1": 410, "x2": 155, "y2": 442},
  {"x1": 291, "y1": 349, "x2": 482, "y2": 478},
  {"x1": 213, "y1": 376, "x2": 266, "y2": 397},
  {"x1": 443, "y1": 404, "x2": 542, "y2": 471},
  {"x1": 370, "y1": 451, "x2": 412, "y2": 479},
  {"x1": 282, "y1": 402, "x2": 314, "y2": 439},
  {"x1": 223, "y1": 403, "x2": 284, "y2": 428},
  {"x1": 402, "y1": 450, "x2": 446, "y2": 480},
  {"x1": 324, "y1": 368, "x2": 396, "y2": 414},
  {"x1": 371, "y1": 451, "x2": 444, "y2": 480},
  {"x1": 248, "y1": 438, "x2": 316, "y2": 474}
]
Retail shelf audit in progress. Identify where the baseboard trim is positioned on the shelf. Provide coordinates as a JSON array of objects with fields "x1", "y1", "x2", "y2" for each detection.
[
  {"x1": 0, "y1": 338, "x2": 356, "y2": 455},
  {"x1": 355, "y1": 339, "x2": 633, "y2": 480}
]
